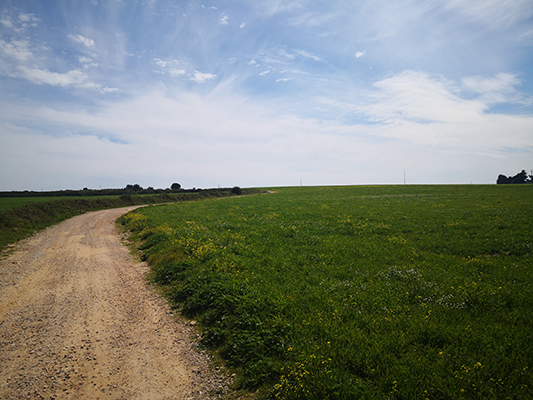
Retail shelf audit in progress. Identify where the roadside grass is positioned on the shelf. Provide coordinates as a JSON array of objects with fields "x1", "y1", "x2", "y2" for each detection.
[
  {"x1": 118, "y1": 185, "x2": 533, "y2": 399},
  {"x1": 0, "y1": 195, "x2": 122, "y2": 211},
  {"x1": 0, "y1": 188, "x2": 259, "y2": 253}
]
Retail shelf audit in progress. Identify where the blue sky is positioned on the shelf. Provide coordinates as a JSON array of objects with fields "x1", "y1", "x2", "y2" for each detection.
[{"x1": 1, "y1": 0, "x2": 532, "y2": 190}]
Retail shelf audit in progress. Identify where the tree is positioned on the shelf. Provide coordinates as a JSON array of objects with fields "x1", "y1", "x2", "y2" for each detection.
[
  {"x1": 497, "y1": 174, "x2": 511, "y2": 184},
  {"x1": 512, "y1": 170, "x2": 528, "y2": 184},
  {"x1": 497, "y1": 170, "x2": 532, "y2": 184},
  {"x1": 231, "y1": 186, "x2": 242, "y2": 195},
  {"x1": 171, "y1": 183, "x2": 181, "y2": 190},
  {"x1": 125, "y1": 184, "x2": 143, "y2": 191}
]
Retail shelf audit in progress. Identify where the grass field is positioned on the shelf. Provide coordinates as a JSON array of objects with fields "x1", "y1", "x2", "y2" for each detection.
[
  {"x1": 119, "y1": 185, "x2": 533, "y2": 399},
  {"x1": 0, "y1": 195, "x2": 121, "y2": 211},
  {"x1": 0, "y1": 189, "x2": 257, "y2": 252}
]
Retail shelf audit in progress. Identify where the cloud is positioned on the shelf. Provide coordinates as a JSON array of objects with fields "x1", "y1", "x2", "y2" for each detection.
[
  {"x1": 170, "y1": 69, "x2": 186, "y2": 77},
  {"x1": 191, "y1": 70, "x2": 216, "y2": 83},
  {"x1": 0, "y1": 39, "x2": 33, "y2": 61},
  {"x1": 153, "y1": 58, "x2": 190, "y2": 78},
  {"x1": 2, "y1": 75, "x2": 532, "y2": 190},
  {"x1": 461, "y1": 73, "x2": 527, "y2": 105},
  {"x1": 354, "y1": 71, "x2": 485, "y2": 125},
  {"x1": 259, "y1": 70, "x2": 271, "y2": 76},
  {"x1": 0, "y1": 18, "x2": 14, "y2": 29},
  {"x1": 294, "y1": 49, "x2": 323, "y2": 61},
  {"x1": 68, "y1": 34, "x2": 95, "y2": 48},
  {"x1": 154, "y1": 58, "x2": 167, "y2": 68},
  {"x1": 18, "y1": 67, "x2": 88, "y2": 87},
  {"x1": 445, "y1": 0, "x2": 533, "y2": 29},
  {"x1": 15, "y1": 66, "x2": 115, "y2": 93},
  {"x1": 321, "y1": 70, "x2": 533, "y2": 151},
  {"x1": 355, "y1": 50, "x2": 366, "y2": 58},
  {"x1": 240, "y1": 22, "x2": 246, "y2": 28},
  {"x1": 78, "y1": 56, "x2": 99, "y2": 68},
  {"x1": 18, "y1": 13, "x2": 39, "y2": 24},
  {"x1": 102, "y1": 87, "x2": 119, "y2": 93},
  {"x1": 0, "y1": 12, "x2": 39, "y2": 32},
  {"x1": 219, "y1": 14, "x2": 229, "y2": 25}
]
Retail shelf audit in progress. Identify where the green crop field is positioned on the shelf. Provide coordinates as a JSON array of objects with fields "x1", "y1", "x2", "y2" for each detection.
[{"x1": 119, "y1": 185, "x2": 533, "y2": 399}]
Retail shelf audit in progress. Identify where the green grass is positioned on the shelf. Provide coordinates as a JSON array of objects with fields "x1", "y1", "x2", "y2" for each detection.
[
  {"x1": 0, "y1": 195, "x2": 121, "y2": 211},
  {"x1": 118, "y1": 185, "x2": 533, "y2": 399},
  {"x1": 0, "y1": 189, "x2": 259, "y2": 253}
]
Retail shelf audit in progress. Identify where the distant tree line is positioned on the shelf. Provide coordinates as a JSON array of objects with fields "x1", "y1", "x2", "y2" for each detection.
[
  {"x1": 0, "y1": 183, "x2": 246, "y2": 198},
  {"x1": 497, "y1": 170, "x2": 533, "y2": 184}
]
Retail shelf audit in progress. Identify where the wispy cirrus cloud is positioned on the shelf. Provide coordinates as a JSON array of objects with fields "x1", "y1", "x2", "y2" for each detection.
[
  {"x1": 445, "y1": 0, "x2": 533, "y2": 30},
  {"x1": 461, "y1": 73, "x2": 529, "y2": 105},
  {"x1": 294, "y1": 49, "x2": 323, "y2": 61}
]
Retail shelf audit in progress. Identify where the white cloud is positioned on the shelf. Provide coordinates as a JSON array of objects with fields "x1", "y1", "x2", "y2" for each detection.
[
  {"x1": 2, "y1": 78, "x2": 532, "y2": 190},
  {"x1": 461, "y1": 73, "x2": 527, "y2": 104},
  {"x1": 357, "y1": 70, "x2": 485, "y2": 125},
  {"x1": 1, "y1": 13, "x2": 39, "y2": 32},
  {"x1": 154, "y1": 58, "x2": 167, "y2": 68},
  {"x1": 102, "y1": 87, "x2": 119, "y2": 93},
  {"x1": 322, "y1": 70, "x2": 533, "y2": 152},
  {"x1": 18, "y1": 13, "x2": 39, "y2": 24},
  {"x1": 154, "y1": 58, "x2": 189, "y2": 78},
  {"x1": 16, "y1": 66, "x2": 112, "y2": 93},
  {"x1": 256, "y1": 1, "x2": 305, "y2": 17},
  {"x1": 68, "y1": 34, "x2": 95, "y2": 48},
  {"x1": 259, "y1": 70, "x2": 271, "y2": 76},
  {"x1": 191, "y1": 70, "x2": 216, "y2": 83},
  {"x1": 170, "y1": 68, "x2": 186, "y2": 77},
  {"x1": 219, "y1": 14, "x2": 229, "y2": 25},
  {"x1": 0, "y1": 18, "x2": 14, "y2": 28},
  {"x1": 276, "y1": 77, "x2": 293, "y2": 82},
  {"x1": 240, "y1": 22, "x2": 246, "y2": 28},
  {"x1": 78, "y1": 56, "x2": 99, "y2": 68},
  {"x1": 294, "y1": 49, "x2": 323, "y2": 61},
  {"x1": 445, "y1": 0, "x2": 533, "y2": 29},
  {"x1": 18, "y1": 67, "x2": 89, "y2": 87},
  {"x1": 355, "y1": 50, "x2": 366, "y2": 58},
  {"x1": 0, "y1": 39, "x2": 33, "y2": 61}
]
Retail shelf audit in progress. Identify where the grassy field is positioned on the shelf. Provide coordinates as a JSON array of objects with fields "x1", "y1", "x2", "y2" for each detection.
[
  {"x1": 0, "y1": 189, "x2": 258, "y2": 252},
  {"x1": 0, "y1": 195, "x2": 121, "y2": 211},
  {"x1": 119, "y1": 185, "x2": 533, "y2": 399}
]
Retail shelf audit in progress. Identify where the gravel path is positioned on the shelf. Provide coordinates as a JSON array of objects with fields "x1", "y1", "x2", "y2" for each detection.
[{"x1": 0, "y1": 207, "x2": 229, "y2": 400}]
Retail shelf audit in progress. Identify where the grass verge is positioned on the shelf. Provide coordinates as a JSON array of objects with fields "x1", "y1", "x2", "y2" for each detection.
[{"x1": 0, "y1": 188, "x2": 260, "y2": 253}]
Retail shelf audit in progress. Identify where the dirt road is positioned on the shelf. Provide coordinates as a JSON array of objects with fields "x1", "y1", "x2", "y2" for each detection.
[{"x1": 0, "y1": 207, "x2": 227, "y2": 400}]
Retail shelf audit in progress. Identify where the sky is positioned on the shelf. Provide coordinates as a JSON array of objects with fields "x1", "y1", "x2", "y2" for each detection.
[{"x1": 1, "y1": 0, "x2": 532, "y2": 191}]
